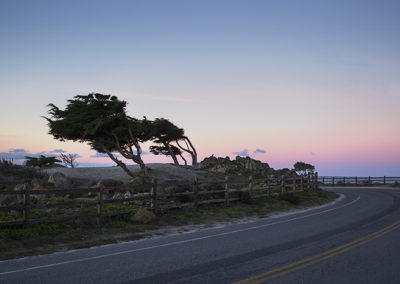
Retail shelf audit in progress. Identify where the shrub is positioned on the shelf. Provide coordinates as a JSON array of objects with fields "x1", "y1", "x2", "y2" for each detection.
[{"x1": 279, "y1": 193, "x2": 300, "y2": 204}]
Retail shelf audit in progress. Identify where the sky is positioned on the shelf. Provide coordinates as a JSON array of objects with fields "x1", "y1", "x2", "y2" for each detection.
[{"x1": 0, "y1": 0, "x2": 399, "y2": 176}]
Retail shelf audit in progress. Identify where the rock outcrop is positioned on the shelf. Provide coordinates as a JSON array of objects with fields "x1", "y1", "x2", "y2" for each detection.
[
  {"x1": 199, "y1": 155, "x2": 271, "y2": 175},
  {"x1": 48, "y1": 172, "x2": 72, "y2": 188}
]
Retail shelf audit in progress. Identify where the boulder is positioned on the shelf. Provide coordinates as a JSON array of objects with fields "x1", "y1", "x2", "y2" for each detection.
[
  {"x1": 124, "y1": 191, "x2": 132, "y2": 199},
  {"x1": 48, "y1": 172, "x2": 72, "y2": 188},
  {"x1": 112, "y1": 192, "x2": 124, "y2": 200},
  {"x1": 131, "y1": 208, "x2": 156, "y2": 224}
]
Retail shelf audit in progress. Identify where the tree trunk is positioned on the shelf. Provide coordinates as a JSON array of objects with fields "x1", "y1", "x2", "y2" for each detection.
[
  {"x1": 165, "y1": 142, "x2": 179, "y2": 165},
  {"x1": 102, "y1": 148, "x2": 136, "y2": 179},
  {"x1": 179, "y1": 153, "x2": 187, "y2": 166},
  {"x1": 111, "y1": 133, "x2": 148, "y2": 177},
  {"x1": 184, "y1": 137, "x2": 197, "y2": 165},
  {"x1": 176, "y1": 137, "x2": 197, "y2": 166}
]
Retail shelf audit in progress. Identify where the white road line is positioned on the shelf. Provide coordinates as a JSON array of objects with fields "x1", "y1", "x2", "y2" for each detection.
[{"x1": 0, "y1": 195, "x2": 361, "y2": 276}]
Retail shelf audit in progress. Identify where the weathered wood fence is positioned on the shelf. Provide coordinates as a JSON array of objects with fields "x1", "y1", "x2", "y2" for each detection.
[
  {"x1": 0, "y1": 173, "x2": 318, "y2": 228},
  {"x1": 318, "y1": 176, "x2": 400, "y2": 185}
]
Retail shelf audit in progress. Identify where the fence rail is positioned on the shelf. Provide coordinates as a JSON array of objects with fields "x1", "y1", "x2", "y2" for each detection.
[
  {"x1": 318, "y1": 176, "x2": 400, "y2": 185},
  {"x1": 0, "y1": 173, "x2": 319, "y2": 227}
]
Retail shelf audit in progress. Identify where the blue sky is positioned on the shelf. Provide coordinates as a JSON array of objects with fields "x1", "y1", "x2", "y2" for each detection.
[{"x1": 1, "y1": 0, "x2": 399, "y2": 175}]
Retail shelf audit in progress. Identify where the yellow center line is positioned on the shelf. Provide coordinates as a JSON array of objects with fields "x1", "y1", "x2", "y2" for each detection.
[{"x1": 233, "y1": 220, "x2": 400, "y2": 284}]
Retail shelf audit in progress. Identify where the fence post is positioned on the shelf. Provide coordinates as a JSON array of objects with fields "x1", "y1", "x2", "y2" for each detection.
[
  {"x1": 193, "y1": 176, "x2": 199, "y2": 207},
  {"x1": 314, "y1": 172, "x2": 318, "y2": 190},
  {"x1": 266, "y1": 178, "x2": 271, "y2": 198},
  {"x1": 225, "y1": 176, "x2": 229, "y2": 206},
  {"x1": 355, "y1": 176, "x2": 357, "y2": 185},
  {"x1": 96, "y1": 181, "x2": 104, "y2": 226},
  {"x1": 293, "y1": 176, "x2": 297, "y2": 193},
  {"x1": 300, "y1": 176, "x2": 304, "y2": 191},
  {"x1": 332, "y1": 176, "x2": 335, "y2": 185},
  {"x1": 248, "y1": 176, "x2": 253, "y2": 194},
  {"x1": 322, "y1": 177, "x2": 325, "y2": 184},
  {"x1": 384, "y1": 176, "x2": 386, "y2": 185},
  {"x1": 368, "y1": 176, "x2": 371, "y2": 184},
  {"x1": 281, "y1": 177, "x2": 285, "y2": 193},
  {"x1": 23, "y1": 183, "x2": 31, "y2": 228},
  {"x1": 343, "y1": 176, "x2": 346, "y2": 185},
  {"x1": 151, "y1": 178, "x2": 158, "y2": 213}
]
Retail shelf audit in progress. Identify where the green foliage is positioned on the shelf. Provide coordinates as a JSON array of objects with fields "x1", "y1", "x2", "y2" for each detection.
[
  {"x1": 279, "y1": 192, "x2": 300, "y2": 204},
  {"x1": 293, "y1": 161, "x2": 315, "y2": 176},
  {"x1": 44, "y1": 93, "x2": 152, "y2": 176},
  {"x1": 149, "y1": 118, "x2": 185, "y2": 164},
  {"x1": 45, "y1": 196, "x2": 73, "y2": 203},
  {"x1": 103, "y1": 204, "x2": 136, "y2": 213},
  {"x1": 30, "y1": 209, "x2": 53, "y2": 219},
  {"x1": 149, "y1": 144, "x2": 182, "y2": 156},
  {"x1": 44, "y1": 93, "x2": 128, "y2": 148},
  {"x1": 25, "y1": 155, "x2": 61, "y2": 168},
  {"x1": 0, "y1": 223, "x2": 64, "y2": 241}
]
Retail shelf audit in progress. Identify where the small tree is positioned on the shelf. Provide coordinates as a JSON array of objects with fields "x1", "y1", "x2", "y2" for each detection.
[
  {"x1": 25, "y1": 155, "x2": 61, "y2": 168},
  {"x1": 150, "y1": 118, "x2": 184, "y2": 165},
  {"x1": 59, "y1": 153, "x2": 79, "y2": 168},
  {"x1": 293, "y1": 161, "x2": 315, "y2": 176},
  {"x1": 150, "y1": 118, "x2": 198, "y2": 166}
]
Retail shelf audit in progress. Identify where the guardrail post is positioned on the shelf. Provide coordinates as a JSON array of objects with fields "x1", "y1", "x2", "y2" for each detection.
[
  {"x1": 151, "y1": 178, "x2": 158, "y2": 213},
  {"x1": 193, "y1": 176, "x2": 199, "y2": 207},
  {"x1": 225, "y1": 176, "x2": 229, "y2": 206},
  {"x1": 96, "y1": 181, "x2": 104, "y2": 226},
  {"x1": 23, "y1": 183, "x2": 31, "y2": 228}
]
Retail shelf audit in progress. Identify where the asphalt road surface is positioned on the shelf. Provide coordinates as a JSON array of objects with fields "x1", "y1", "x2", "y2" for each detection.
[{"x1": 1, "y1": 187, "x2": 400, "y2": 283}]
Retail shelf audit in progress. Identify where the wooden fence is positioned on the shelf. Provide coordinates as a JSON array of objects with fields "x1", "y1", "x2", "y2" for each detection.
[
  {"x1": 318, "y1": 176, "x2": 400, "y2": 185},
  {"x1": 0, "y1": 173, "x2": 318, "y2": 228}
]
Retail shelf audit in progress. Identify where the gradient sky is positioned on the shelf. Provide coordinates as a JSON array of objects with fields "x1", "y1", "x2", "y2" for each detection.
[{"x1": 1, "y1": 0, "x2": 399, "y2": 176}]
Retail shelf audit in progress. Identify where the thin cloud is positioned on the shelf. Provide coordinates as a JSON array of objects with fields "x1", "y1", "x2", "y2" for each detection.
[
  {"x1": 51, "y1": 149, "x2": 67, "y2": 153},
  {"x1": 9, "y1": 149, "x2": 26, "y2": 153},
  {"x1": 90, "y1": 152, "x2": 115, "y2": 158},
  {"x1": 310, "y1": 152, "x2": 317, "y2": 156},
  {"x1": 232, "y1": 149, "x2": 250, "y2": 157},
  {"x1": 253, "y1": 148, "x2": 266, "y2": 155}
]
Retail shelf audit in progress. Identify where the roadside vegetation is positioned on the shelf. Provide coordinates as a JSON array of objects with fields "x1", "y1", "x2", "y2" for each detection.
[{"x1": 0, "y1": 189, "x2": 338, "y2": 260}]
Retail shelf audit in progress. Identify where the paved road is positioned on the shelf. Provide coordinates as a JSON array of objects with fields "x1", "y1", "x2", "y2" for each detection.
[{"x1": 1, "y1": 187, "x2": 400, "y2": 283}]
